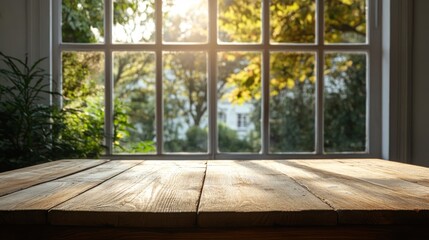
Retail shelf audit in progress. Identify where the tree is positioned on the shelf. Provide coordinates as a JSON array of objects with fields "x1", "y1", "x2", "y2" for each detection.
[
  {"x1": 163, "y1": 52, "x2": 208, "y2": 152},
  {"x1": 62, "y1": 0, "x2": 157, "y2": 154},
  {"x1": 219, "y1": 0, "x2": 367, "y2": 152}
]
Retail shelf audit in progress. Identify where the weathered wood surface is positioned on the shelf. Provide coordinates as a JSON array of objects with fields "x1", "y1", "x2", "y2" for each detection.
[
  {"x1": 49, "y1": 161, "x2": 207, "y2": 228},
  {"x1": 337, "y1": 158, "x2": 429, "y2": 188},
  {"x1": 0, "y1": 160, "x2": 140, "y2": 224},
  {"x1": 0, "y1": 159, "x2": 108, "y2": 197},
  {"x1": 198, "y1": 160, "x2": 336, "y2": 227},
  {"x1": 1, "y1": 158, "x2": 429, "y2": 232},
  {"x1": 270, "y1": 160, "x2": 429, "y2": 224}
]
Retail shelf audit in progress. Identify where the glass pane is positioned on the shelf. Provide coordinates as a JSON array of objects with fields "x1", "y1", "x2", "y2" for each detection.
[
  {"x1": 163, "y1": 52, "x2": 208, "y2": 152},
  {"x1": 163, "y1": 0, "x2": 208, "y2": 42},
  {"x1": 217, "y1": 52, "x2": 261, "y2": 153},
  {"x1": 324, "y1": 0, "x2": 367, "y2": 43},
  {"x1": 113, "y1": 0, "x2": 155, "y2": 43},
  {"x1": 113, "y1": 52, "x2": 156, "y2": 153},
  {"x1": 270, "y1": 0, "x2": 316, "y2": 43},
  {"x1": 218, "y1": 0, "x2": 261, "y2": 43},
  {"x1": 62, "y1": 51, "x2": 105, "y2": 155},
  {"x1": 62, "y1": 0, "x2": 104, "y2": 43},
  {"x1": 324, "y1": 53, "x2": 366, "y2": 152},
  {"x1": 269, "y1": 53, "x2": 316, "y2": 152}
]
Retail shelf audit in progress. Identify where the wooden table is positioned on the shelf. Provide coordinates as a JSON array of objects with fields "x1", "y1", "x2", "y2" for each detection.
[{"x1": 0, "y1": 159, "x2": 428, "y2": 239}]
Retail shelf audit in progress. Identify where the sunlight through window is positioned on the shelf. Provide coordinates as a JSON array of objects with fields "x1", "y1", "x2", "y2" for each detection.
[{"x1": 58, "y1": 0, "x2": 378, "y2": 158}]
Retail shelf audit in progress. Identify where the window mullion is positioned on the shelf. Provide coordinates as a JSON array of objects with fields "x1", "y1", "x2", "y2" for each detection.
[
  {"x1": 104, "y1": 0, "x2": 113, "y2": 155},
  {"x1": 261, "y1": 0, "x2": 270, "y2": 155},
  {"x1": 53, "y1": 0, "x2": 62, "y2": 106},
  {"x1": 208, "y1": 0, "x2": 218, "y2": 158},
  {"x1": 315, "y1": 0, "x2": 324, "y2": 155},
  {"x1": 155, "y1": 0, "x2": 163, "y2": 155}
]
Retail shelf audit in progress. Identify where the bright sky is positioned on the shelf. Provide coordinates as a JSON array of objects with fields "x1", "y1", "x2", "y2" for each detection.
[
  {"x1": 111, "y1": 0, "x2": 207, "y2": 43},
  {"x1": 166, "y1": 0, "x2": 202, "y2": 16}
]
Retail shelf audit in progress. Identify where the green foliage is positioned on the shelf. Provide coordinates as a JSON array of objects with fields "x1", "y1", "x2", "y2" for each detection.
[
  {"x1": 112, "y1": 53, "x2": 156, "y2": 153},
  {"x1": 218, "y1": 124, "x2": 255, "y2": 152},
  {"x1": 220, "y1": 0, "x2": 367, "y2": 152},
  {"x1": 164, "y1": 126, "x2": 207, "y2": 153},
  {"x1": 0, "y1": 52, "x2": 106, "y2": 172},
  {"x1": 269, "y1": 53, "x2": 315, "y2": 152},
  {"x1": 185, "y1": 126, "x2": 207, "y2": 152},
  {"x1": 270, "y1": 0, "x2": 316, "y2": 43},
  {"x1": 60, "y1": 95, "x2": 106, "y2": 158},
  {"x1": 62, "y1": 0, "x2": 104, "y2": 43},
  {"x1": 0, "y1": 53, "x2": 53, "y2": 170},
  {"x1": 218, "y1": 0, "x2": 261, "y2": 42},
  {"x1": 113, "y1": 98, "x2": 156, "y2": 153},
  {"x1": 61, "y1": 51, "x2": 106, "y2": 157},
  {"x1": 324, "y1": 54, "x2": 366, "y2": 151},
  {"x1": 325, "y1": 0, "x2": 366, "y2": 43}
]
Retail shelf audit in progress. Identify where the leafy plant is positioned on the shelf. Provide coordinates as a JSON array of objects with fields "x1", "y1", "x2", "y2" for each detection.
[{"x1": 0, "y1": 52, "x2": 106, "y2": 172}]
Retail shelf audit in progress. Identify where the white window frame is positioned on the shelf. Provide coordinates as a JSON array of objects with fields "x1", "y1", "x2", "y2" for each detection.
[{"x1": 52, "y1": 0, "x2": 382, "y2": 160}]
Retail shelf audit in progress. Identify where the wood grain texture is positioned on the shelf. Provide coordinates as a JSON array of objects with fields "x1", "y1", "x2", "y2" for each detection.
[
  {"x1": 270, "y1": 160, "x2": 429, "y2": 224},
  {"x1": 337, "y1": 158, "x2": 429, "y2": 188},
  {"x1": 198, "y1": 160, "x2": 336, "y2": 227},
  {"x1": 2, "y1": 158, "x2": 429, "y2": 232},
  {"x1": 0, "y1": 160, "x2": 141, "y2": 224},
  {"x1": 0, "y1": 159, "x2": 108, "y2": 197},
  {"x1": 309, "y1": 159, "x2": 429, "y2": 200},
  {"x1": 49, "y1": 161, "x2": 207, "y2": 228}
]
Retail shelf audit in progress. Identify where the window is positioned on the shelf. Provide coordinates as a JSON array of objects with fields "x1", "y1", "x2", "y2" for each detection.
[
  {"x1": 218, "y1": 111, "x2": 226, "y2": 123},
  {"x1": 237, "y1": 113, "x2": 249, "y2": 129},
  {"x1": 54, "y1": 0, "x2": 380, "y2": 159}
]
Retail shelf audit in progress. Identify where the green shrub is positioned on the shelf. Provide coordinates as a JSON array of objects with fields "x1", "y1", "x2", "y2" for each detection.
[{"x1": 0, "y1": 52, "x2": 105, "y2": 172}]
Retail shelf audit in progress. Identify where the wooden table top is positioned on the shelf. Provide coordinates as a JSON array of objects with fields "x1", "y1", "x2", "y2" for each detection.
[{"x1": 0, "y1": 159, "x2": 429, "y2": 228}]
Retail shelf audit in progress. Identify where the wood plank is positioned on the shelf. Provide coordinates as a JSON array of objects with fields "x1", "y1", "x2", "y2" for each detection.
[
  {"x1": 0, "y1": 160, "x2": 141, "y2": 224},
  {"x1": 304, "y1": 159, "x2": 429, "y2": 200},
  {"x1": 337, "y1": 158, "x2": 429, "y2": 188},
  {"x1": 49, "y1": 160, "x2": 207, "y2": 228},
  {"x1": 198, "y1": 160, "x2": 336, "y2": 227},
  {"x1": 269, "y1": 160, "x2": 429, "y2": 224},
  {"x1": 0, "y1": 159, "x2": 109, "y2": 197}
]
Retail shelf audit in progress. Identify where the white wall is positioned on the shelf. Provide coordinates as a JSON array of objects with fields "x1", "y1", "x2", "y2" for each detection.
[
  {"x1": 0, "y1": 0, "x2": 51, "y2": 102},
  {"x1": 412, "y1": 0, "x2": 429, "y2": 167},
  {"x1": 0, "y1": 0, "x2": 27, "y2": 58}
]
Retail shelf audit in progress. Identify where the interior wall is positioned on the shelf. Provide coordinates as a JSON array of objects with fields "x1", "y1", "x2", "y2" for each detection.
[
  {"x1": 0, "y1": 0, "x2": 28, "y2": 59},
  {"x1": 412, "y1": 0, "x2": 429, "y2": 167},
  {"x1": 0, "y1": 0, "x2": 51, "y2": 103}
]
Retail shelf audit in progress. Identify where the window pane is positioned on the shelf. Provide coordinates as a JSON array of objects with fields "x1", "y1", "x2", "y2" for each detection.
[
  {"x1": 113, "y1": 0, "x2": 155, "y2": 43},
  {"x1": 270, "y1": 0, "x2": 316, "y2": 43},
  {"x1": 324, "y1": 53, "x2": 366, "y2": 152},
  {"x1": 324, "y1": 0, "x2": 367, "y2": 43},
  {"x1": 218, "y1": 0, "x2": 261, "y2": 43},
  {"x1": 62, "y1": 0, "x2": 104, "y2": 43},
  {"x1": 270, "y1": 53, "x2": 315, "y2": 152},
  {"x1": 163, "y1": 52, "x2": 208, "y2": 152},
  {"x1": 62, "y1": 52, "x2": 105, "y2": 154},
  {"x1": 217, "y1": 52, "x2": 261, "y2": 153},
  {"x1": 113, "y1": 52, "x2": 156, "y2": 153},
  {"x1": 163, "y1": 0, "x2": 208, "y2": 42}
]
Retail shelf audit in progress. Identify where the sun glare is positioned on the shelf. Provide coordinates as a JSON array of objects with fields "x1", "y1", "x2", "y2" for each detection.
[
  {"x1": 166, "y1": 0, "x2": 205, "y2": 16},
  {"x1": 163, "y1": 0, "x2": 208, "y2": 42}
]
